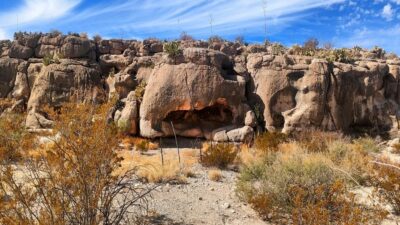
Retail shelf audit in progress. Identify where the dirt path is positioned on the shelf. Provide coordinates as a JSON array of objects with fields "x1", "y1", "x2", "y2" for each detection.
[{"x1": 147, "y1": 163, "x2": 267, "y2": 225}]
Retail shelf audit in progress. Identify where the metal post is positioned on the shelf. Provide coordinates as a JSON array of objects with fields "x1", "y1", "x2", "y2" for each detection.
[
  {"x1": 160, "y1": 137, "x2": 164, "y2": 166},
  {"x1": 170, "y1": 121, "x2": 181, "y2": 165}
]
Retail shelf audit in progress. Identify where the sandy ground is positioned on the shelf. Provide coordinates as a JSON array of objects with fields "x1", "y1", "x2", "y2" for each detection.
[
  {"x1": 133, "y1": 137, "x2": 400, "y2": 225},
  {"x1": 147, "y1": 162, "x2": 267, "y2": 225}
]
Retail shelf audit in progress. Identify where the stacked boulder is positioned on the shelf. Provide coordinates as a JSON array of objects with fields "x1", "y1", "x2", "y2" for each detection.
[{"x1": 0, "y1": 32, "x2": 398, "y2": 142}]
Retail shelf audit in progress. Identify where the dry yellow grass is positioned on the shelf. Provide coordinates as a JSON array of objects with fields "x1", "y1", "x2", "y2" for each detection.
[
  {"x1": 208, "y1": 168, "x2": 223, "y2": 182},
  {"x1": 121, "y1": 137, "x2": 159, "y2": 151},
  {"x1": 237, "y1": 144, "x2": 260, "y2": 166},
  {"x1": 117, "y1": 149, "x2": 196, "y2": 183}
]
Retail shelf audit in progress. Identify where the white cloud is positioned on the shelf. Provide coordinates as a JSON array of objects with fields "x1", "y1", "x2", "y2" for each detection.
[
  {"x1": 62, "y1": 0, "x2": 345, "y2": 38},
  {"x1": 0, "y1": 0, "x2": 81, "y2": 28},
  {"x1": 336, "y1": 25, "x2": 400, "y2": 53},
  {"x1": 382, "y1": 4, "x2": 394, "y2": 21},
  {"x1": 391, "y1": 0, "x2": 400, "y2": 5},
  {"x1": 0, "y1": 28, "x2": 8, "y2": 40}
]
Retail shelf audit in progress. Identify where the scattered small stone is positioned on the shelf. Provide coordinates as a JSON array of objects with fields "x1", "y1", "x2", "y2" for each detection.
[
  {"x1": 222, "y1": 203, "x2": 231, "y2": 209},
  {"x1": 199, "y1": 197, "x2": 203, "y2": 201}
]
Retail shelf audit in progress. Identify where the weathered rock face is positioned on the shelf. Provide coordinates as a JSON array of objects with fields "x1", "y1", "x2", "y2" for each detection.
[
  {"x1": 26, "y1": 60, "x2": 104, "y2": 128},
  {"x1": 139, "y1": 48, "x2": 248, "y2": 139},
  {"x1": 247, "y1": 54, "x2": 400, "y2": 134},
  {"x1": 0, "y1": 58, "x2": 23, "y2": 98},
  {"x1": 117, "y1": 91, "x2": 139, "y2": 135},
  {"x1": 0, "y1": 32, "x2": 399, "y2": 140}
]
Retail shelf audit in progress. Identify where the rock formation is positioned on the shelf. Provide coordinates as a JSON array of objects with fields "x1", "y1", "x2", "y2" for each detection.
[{"x1": 0, "y1": 32, "x2": 399, "y2": 142}]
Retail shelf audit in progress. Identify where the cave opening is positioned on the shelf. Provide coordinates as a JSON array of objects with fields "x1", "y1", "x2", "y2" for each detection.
[
  {"x1": 162, "y1": 103, "x2": 234, "y2": 137},
  {"x1": 270, "y1": 86, "x2": 297, "y2": 129}
]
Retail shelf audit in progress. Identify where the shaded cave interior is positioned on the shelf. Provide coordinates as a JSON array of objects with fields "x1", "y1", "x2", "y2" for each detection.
[
  {"x1": 270, "y1": 86, "x2": 297, "y2": 129},
  {"x1": 162, "y1": 103, "x2": 234, "y2": 137}
]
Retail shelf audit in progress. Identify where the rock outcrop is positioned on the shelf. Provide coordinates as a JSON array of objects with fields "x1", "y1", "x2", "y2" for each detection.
[{"x1": 0, "y1": 32, "x2": 399, "y2": 141}]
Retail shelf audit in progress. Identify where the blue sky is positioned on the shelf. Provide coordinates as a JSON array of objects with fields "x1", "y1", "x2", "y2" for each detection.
[{"x1": 0, "y1": 0, "x2": 399, "y2": 53}]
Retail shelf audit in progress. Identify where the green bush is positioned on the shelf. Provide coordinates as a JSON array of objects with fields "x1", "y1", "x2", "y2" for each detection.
[
  {"x1": 134, "y1": 81, "x2": 147, "y2": 102},
  {"x1": 353, "y1": 137, "x2": 381, "y2": 154},
  {"x1": 254, "y1": 132, "x2": 287, "y2": 152},
  {"x1": 43, "y1": 54, "x2": 53, "y2": 66},
  {"x1": 371, "y1": 160, "x2": 400, "y2": 215},
  {"x1": 325, "y1": 48, "x2": 354, "y2": 63},
  {"x1": 200, "y1": 143, "x2": 238, "y2": 169},
  {"x1": 164, "y1": 41, "x2": 182, "y2": 59},
  {"x1": 271, "y1": 43, "x2": 285, "y2": 55},
  {"x1": 208, "y1": 35, "x2": 224, "y2": 43},
  {"x1": 136, "y1": 139, "x2": 150, "y2": 152},
  {"x1": 236, "y1": 149, "x2": 386, "y2": 223}
]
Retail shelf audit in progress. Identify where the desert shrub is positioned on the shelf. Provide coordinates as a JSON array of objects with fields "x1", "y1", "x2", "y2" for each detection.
[
  {"x1": 79, "y1": 32, "x2": 88, "y2": 38},
  {"x1": 122, "y1": 137, "x2": 158, "y2": 151},
  {"x1": 43, "y1": 53, "x2": 62, "y2": 66},
  {"x1": 371, "y1": 160, "x2": 400, "y2": 215},
  {"x1": 0, "y1": 114, "x2": 35, "y2": 163},
  {"x1": 164, "y1": 41, "x2": 182, "y2": 59},
  {"x1": 208, "y1": 35, "x2": 224, "y2": 43},
  {"x1": 304, "y1": 37, "x2": 319, "y2": 51},
  {"x1": 208, "y1": 168, "x2": 223, "y2": 182},
  {"x1": 353, "y1": 46, "x2": 362, "y2": 52},
  {"x1": 237, "y1": 149, "x2": 386, "y2": 224},
  {"x1": 352, "y1": 137, "x2": 381, "y2": 154},
  {"x1": 0, "y1": 103, "x2": 153, "y2": 224},
  {"x1": 290, "y1": 181, "x2": 387, "y2": 225},
  {"x1": 237, "y1": 151, "x2": 338, "y2": 221},
  {"x1": 43, "y1": 54, "x2": 53, "y2": 66},
  {"x1": 179, "y1": 32, "x2": 194, "y2": 41},
  {"x1": 235, "y1": 35, "x2": 245, "y2": 44},
  {"x1": 325, "y1": 48, "x2": 354, "y2": 63},
  {"x1": 290, "y1": 44, "x2": 303, "y2": 55},
  {"x1": 136, "y1": 139, "x2": 150, "y2": 152},
  {"x1": 292, "y1": 132, "x2": 374, "y2": 184},
  {"x1": 49, "y1": 29, "x2": 62, "y2": 37},
  {"x1": 371, "y1": 46, "x2": 385, "y2": 59},
  {"x1": 200, "y1": 143, "x2": 238, "y2": 169},
  {"x1": 328, "y1": 139, "x2": 377, "y2": 185},
  {"x1": 271, "y1": 43, "x2": 285, "y2": 55},
  {"x1": 323, "y1": 42, "x2": 334, "y2": 50},
  {"x1": 292, "y1": 131, "x2": 341, "y2": 153},
  {"x1": 134, "y1": 81, "x2": 147, "y2": 102},
  {"x1": 251, "y1": 103, "x2": 264, "y2": 127},
  {"x1": 93, "y1": 34, "x2": 102, "y2": 43},
  {"x1": 120, "y1": 150, "x2": 195, "y2": 184},
  {"x1": 0, "y1": 98, "x2": 15, "y2": 113},
  {"x1": 254, "y1": 132, "x2": 287, "y2": 152}
]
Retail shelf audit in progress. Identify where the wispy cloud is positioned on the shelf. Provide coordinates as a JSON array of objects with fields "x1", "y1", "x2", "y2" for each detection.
[
  {"x1": 0, "y1": 0, "x2": 81, "y2": 28},
  {"x1": 60, "y1": 0, "x2": 344, "y2": 39},
  {"x1": 0, "y1": 28, "x2": 8, "y2": 39},
  {"x1": 336, "y1": 25, "x2": 400, "y2": 53},
  {"x1": 382, "y1": 3, "x2": 394, "y2": 21}
]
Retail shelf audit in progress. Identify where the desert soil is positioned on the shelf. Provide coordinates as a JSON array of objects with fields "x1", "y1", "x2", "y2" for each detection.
[
  {"x1": 147, "y1": 160, "x2": 267, "y2": 225},
  {"x1": 130, "y1": 138, "x2": 400, "y2": 225}
]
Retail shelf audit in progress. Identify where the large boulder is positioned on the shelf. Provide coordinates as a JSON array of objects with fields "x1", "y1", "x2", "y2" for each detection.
[
  {"x1": 60, "y1": 36, "x2": 93, "y2": 59},
  {"x1": 26, "y1": 59, "x2": 105, "y2": 128},
  {"x1": 0, "y1": 58, "x2": 25, "y2": 97},
  {"x1": 9, "y1": 42, "x2": 34, "y2": 59},
  {"x1": 117, "y1": 91, "x2": 139, "y2": 135},
  {"x1": 35, "y1": 34, "x2": 63, "y2": 58},
  {"x1": 139, "y1": 49, "x2": 247, "y2": 138},
  {"x1": 247, "y1": 53, "x2": 399, "y2": 133}
]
